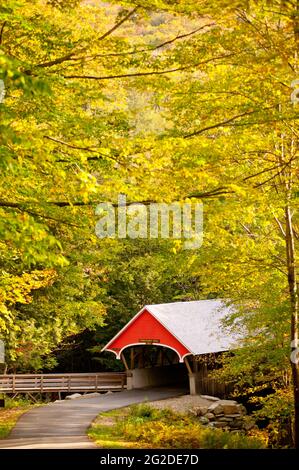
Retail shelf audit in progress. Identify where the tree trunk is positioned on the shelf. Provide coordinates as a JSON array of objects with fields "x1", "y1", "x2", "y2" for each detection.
[{"x1": 285, "y1": 204, "x2": 299, "y2": 447}]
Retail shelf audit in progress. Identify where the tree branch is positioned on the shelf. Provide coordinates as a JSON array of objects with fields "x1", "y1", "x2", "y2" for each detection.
[
  {"x1": 44, "y1": 135, "x2": 99, "y2": 152},
  {"x1": 26, "y1": 7, "x2": 139, "y2": 72},
  {"x1": 64, "y1": 52, "x2": 236, "y2": 80},
  {"x1": 242, "y1": 163, "x2": 282, "y2": 182},
  {"x1": 32, "y1": 53, "x2": 77, "y2": 70},
  {"x1": 151, "y1": 23, "x2": 216, "y2": 50},
  {"x1": 186, "y1": 187, "x2": 233, "y2": 198},
  {"x1": 44, "y1": 136, "x2": 120, "y2": 163},
  {"x1": 0, "y1": 21, "x2": 6, "y2": 45},
  {"x1": 274, "y1": 216, "x2": 286, "y2": 238},
  {"x1": 184, "y1": 109, "x2": 257, "y2": 138},
  {"x1": 253, "y1": 154, "x2": 297, "y2": 188},
  {"x1": 240, "y1": 223, "x2": 256, "y2": 238},
  {"x1": 64, "y1": 65, "x2": 194, "y2": 80},
  {"x1": 97, "y1": 6, "x2": 139, "y2": 42},
  {"x1": 17, "y1": 208, "x2": 82, "y2": 228},
  {"x1": 0, "y1": 186, "x2": 234, "y2": 212},
  {"x1": 76, "y1": 23, "x2": 215, "y2": 61}
]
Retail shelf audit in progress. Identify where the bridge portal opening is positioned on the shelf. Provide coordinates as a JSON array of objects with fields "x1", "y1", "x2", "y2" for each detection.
[{"x1": 120, "y1": 344, "x2": 189, "y2": 390}]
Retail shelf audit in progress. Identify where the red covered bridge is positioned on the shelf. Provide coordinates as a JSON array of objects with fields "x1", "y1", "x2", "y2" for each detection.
[{"x1": 102, "y1": 300, "x2": 241, "y2": 395}]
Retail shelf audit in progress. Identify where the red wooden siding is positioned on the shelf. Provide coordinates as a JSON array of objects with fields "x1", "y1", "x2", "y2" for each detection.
[{"x1": 105, "y1": 309, "x2": 191, "y2": 361}]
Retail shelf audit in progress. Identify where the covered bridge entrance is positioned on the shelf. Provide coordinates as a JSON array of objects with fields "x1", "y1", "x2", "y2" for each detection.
[{"x1": 102, "y1": 300, "x2": 240, "y2": 395}]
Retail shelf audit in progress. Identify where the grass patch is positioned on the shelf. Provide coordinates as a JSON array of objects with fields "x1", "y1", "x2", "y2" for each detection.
[
  {"x1": 88, "y1": 407, "x2": 151, "y2": 448},
  {"x1": 0, "y1": 397, "x2": 37, "y2": 439},
  {"x1": 88, "y1": 407, "x2": 146, "y2": 449},
  {"x1": 88, "y1": 403, "x2": 265, "y2": 449}
]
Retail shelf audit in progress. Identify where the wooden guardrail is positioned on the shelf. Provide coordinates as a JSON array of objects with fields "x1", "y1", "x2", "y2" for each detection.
[{"x1": 0, "y1": 372, "x2": 126, "y2": 394}]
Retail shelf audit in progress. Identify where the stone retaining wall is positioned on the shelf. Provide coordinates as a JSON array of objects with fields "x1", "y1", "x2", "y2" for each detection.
[{"x1": 190, "y1": 396, "x2": 256, "y2": 433}]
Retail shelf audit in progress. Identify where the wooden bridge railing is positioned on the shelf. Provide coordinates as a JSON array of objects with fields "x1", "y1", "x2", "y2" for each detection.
[{"x1": 0, "y1": 372, "x2": 127, "y2": 394}]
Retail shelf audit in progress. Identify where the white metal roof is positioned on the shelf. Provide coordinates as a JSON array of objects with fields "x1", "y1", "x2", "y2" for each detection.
[
  {"x1": 146, "y1": 299, "x2": 242, "y2": 355},
  {"x1": 103, "y1": 299, "x2": 243, "y2": 358}
]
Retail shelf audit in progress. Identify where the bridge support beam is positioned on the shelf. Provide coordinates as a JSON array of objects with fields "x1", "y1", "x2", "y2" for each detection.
[
  {"x1": 126, "y1": 371, "x2": 133, "y2": 390},
  {"x1": 188, "y1": 373, "x2": 200, "y2": 396}
]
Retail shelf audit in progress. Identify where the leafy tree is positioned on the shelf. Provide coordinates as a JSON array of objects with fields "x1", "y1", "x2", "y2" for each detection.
[
  {"x1": 2, "y1": 0, "x2": 299, "y2": 447},
  {"x1": 0, "y1": 0, "x2": 205, "y2": 369},
  {"x1": 51, "y1": 238, "x2": 202, "y2": 372},
  {"x1": 111, "y1": 0, "x2": 299, "y2": 446}
]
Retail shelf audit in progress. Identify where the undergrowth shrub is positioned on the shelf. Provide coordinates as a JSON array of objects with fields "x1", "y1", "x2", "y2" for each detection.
[
  {"x1": 117, "y1": 404, "x2": 265, "y2": 449},
  {"x1": 251, "y1": 388, "x2": 293, "y2": 447},
  {"x1": 4, "y1": 397, "x2": 34, "y2": 408}
]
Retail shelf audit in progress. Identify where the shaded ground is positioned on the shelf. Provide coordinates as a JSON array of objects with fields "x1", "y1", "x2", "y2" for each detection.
[{"x1": 0, "y1": 387, "x2": 186, "y2": 449}]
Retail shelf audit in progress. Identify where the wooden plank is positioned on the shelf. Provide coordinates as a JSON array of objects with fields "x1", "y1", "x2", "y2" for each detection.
[
  {"x1": 0, "y1": 373, "x2": 127, "y2": 394},
  {"x1": 0, "y1": 372, "x2": 124, "y2": 378},
  {"x1": 121, "y1": 374, "x2": 126, "y2": 389}
]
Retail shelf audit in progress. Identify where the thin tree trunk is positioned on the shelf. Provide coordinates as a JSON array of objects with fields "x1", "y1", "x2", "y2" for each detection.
[
  {"x1": 285, "y1": 204, "x2": 299, "y2": 447},
  {"x1": 289, "y1": 0, "x2": 299, "y2": 445}
]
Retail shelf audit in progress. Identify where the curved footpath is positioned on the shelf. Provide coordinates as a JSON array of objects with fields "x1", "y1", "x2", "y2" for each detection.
[{"x1": 0, "y1": 387, "x2": 185, "y2": 449}]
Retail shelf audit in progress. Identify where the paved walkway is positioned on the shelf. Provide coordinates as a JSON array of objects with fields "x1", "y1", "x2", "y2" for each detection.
[{"x1": 0, "y1": 388, "x2": 186, "y2": 449}]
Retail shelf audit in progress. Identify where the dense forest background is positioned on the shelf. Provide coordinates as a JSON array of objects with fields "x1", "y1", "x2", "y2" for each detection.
[{"x1": 1, "y1": 0, "x2": 299, "y2": 446}]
